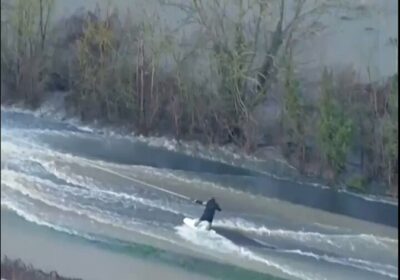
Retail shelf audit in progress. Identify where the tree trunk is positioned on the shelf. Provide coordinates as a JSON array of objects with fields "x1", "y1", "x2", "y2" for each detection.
[{"x1": 257, "y1": 0, "x2": 284, "y2": 90}]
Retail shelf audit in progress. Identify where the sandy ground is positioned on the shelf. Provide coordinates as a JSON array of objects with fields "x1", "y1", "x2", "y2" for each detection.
[{"x1": 1, "y1": 211, "x2": 214, "y2": 280}]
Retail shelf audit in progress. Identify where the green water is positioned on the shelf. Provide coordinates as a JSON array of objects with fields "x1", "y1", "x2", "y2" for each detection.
[{"x1": 2, "y1": 210, "x2": 286, "y2": 280}]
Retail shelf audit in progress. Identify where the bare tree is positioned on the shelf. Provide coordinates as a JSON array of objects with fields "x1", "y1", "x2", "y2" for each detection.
[{"x1": 39, "y1": 0, "x2": 55, "y2": 50}]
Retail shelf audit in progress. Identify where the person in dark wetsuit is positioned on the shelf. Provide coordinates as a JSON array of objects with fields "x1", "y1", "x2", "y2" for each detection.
[{"x1": 193, "y1": 197, "x2": 221, "y2": 230}]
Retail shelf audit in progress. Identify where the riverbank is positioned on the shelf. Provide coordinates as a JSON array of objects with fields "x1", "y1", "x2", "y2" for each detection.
[{"x1": 1, "y1": 257, "x2": 81, "y2": 280}]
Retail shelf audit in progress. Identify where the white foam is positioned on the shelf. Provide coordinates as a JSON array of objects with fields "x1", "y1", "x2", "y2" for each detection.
[
  {"x1": 175, "y1": 224, "x2": 321, "y2": 280},
  {"x1": 1, "y1": 173, "x2": 177, "y2": 245},
  {"x1": 1, "y1": 105, "x2": 97, "y2": 137},
  {"x1": 339, "y1": 189, "x2": 398, "y2": 206},
  {"x1": 1, "y1": 198, "x2": 94, "y2": 241},
  {"x1": 1, "y1": 105, "x2": 35, "y2": 115},
  {"x1": 278, "y1": 249, "x2": 397, "y2": 278},
  {"x1": 4, "y1": 146, "x2": 185, "y2": 217},
  {"x1": 75, "y1": 125, "x2": 94, "y2": 133},
  {"x1": 214, "y1": 218, "x2": 398, "y2": 247},
  {"x1": 40, "y1": 160, "x2": 185, "y2": 216},
  {"x1": 2, "y1": 170, "x2": 140, "y2": 228},
  {"x1": 2, "y1": 135, "x2": 187, "y2": 216},
  {"x1": 212, "y1": 219, "x2": 397, "y2": 277}
]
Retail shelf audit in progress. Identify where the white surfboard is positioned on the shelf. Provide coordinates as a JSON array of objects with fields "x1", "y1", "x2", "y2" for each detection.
[{"x1": 183, "y1": 217, "x2": 210, "y2": 231}]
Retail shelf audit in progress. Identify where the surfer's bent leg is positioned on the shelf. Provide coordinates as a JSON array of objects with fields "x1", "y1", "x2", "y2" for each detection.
[{"x1": 205, "y1": 222, "x2": 211, "y2": 231}]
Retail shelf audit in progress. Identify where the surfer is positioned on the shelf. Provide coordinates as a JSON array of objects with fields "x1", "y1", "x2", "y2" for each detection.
[{"x1": 193, "y1": 197, "x2": 221, "y2": 230}]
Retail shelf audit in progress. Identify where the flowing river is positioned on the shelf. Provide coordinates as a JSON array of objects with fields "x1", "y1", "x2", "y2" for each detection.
[{"x1": 1, "y1": 107, "x2": 398, "y2": 280}]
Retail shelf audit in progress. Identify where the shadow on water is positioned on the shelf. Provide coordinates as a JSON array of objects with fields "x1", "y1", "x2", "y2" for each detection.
[
  {"x1": 213, "y1": 227, "x2": 277, "y2": 250},
  {"x1": 212, "y1": 226, "x2": 345, "y2": 260},
  {"x1": 203, "y1": 174, "x2": 398, "y2": 228}
]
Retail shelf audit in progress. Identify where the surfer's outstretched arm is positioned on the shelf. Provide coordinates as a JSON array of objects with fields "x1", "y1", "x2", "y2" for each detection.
[{"x1": 194, "y1": 199, "x2": 206, "y2": 206}]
